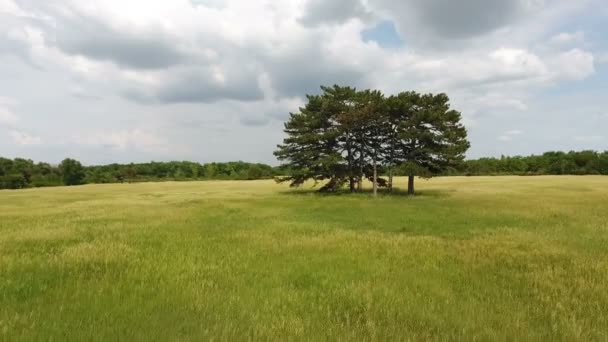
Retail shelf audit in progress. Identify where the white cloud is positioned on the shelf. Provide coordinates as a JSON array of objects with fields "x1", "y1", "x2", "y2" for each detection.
[
  {"x1": 73, "y1": 129, "x2": 169, "y2": 153},
  {"x1": 549, "y1": 31, "x2": 585, "y2": 45},
  {"x1": 574, "y1": 135, "x2": 604, "y2": 142},
  {"x1": 0, "y1": 0, "x2": 605, "y2": 163},
  {"x1": 498, "y1": 129, "x2": 524, "y2": 142},
  {"x1": 0, "y1": 0, "x2": 23, "y2": 15},
  {"x1": 9, "y1": 130, "x2": 41, "y2": 145},
  {"x1": 550, "y1": 49, "x2": 595, "y2": 81},
  {"x1": 0, "y1": 108, "x2": 18, "y2": 124},
  {"x1": 596, "y1": 52, "x2": 608, "y2": 64},
  {"x1": 0, "y1": 98, "x2": 19, "y2": 124}
]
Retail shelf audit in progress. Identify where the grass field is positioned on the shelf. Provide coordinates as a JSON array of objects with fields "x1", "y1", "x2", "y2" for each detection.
[{"x1": 1, "y1": 176, "x2": 608, "y2": 340}]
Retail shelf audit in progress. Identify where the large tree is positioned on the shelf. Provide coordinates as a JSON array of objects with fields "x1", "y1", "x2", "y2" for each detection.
[
  {"x1": 275, "y1": 86, "x2": 469, "y2": 195},
  {"x1": 274, "y1": 90, "x2": 344, "y2": 191},
  {"x1": 275, "y1": 86, "x2": 386, "y2": 192},
  {"x1": 393, "y1": 92, "x2": 470, "y2": 195}
]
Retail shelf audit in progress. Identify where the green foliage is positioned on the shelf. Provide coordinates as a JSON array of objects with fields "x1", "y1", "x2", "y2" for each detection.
[
  {"x1": 84, "y1": 161, "x2": 277, "y2": 183},
  {"x1": 2, "y1": 149, "x2": 607, "y2": 191},
  {"x1": 0, "y1": 174, "x2": 27, "y2": 189},
  {"x1": 0, "y1": 157, "x2": 280, "y2": 189},
  {"x1": 59, "y1": 158, "x2": 86, "y2": 186},
  {"x1": 460, "y1": 151, "x2": 608, "y2": 176},
  {"x1": 274, "y1": 85, "x2": 470, "y2": 193},
  {"x1": 0, "y1": 157, "x2": 62, "y2": 189}
]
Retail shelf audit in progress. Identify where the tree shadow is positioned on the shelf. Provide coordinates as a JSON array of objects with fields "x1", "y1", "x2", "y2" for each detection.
[{"x1": 279, "y1": 187, "x2": 452, "y2": 198}]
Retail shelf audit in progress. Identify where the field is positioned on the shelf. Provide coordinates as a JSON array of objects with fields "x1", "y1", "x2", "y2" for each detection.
[{"x1": 1, "y1": 176, "x2": 608, "y2": 340}]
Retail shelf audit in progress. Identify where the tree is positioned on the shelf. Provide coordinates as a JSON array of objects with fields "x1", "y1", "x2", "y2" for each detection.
[
  {"x1": 59, "y1": 158, "x2": 86, "y2": 186},
  {"x1": 274, "y1": 86, "x2": 469, "y2": 195},
  {"x1": 274, "y1": 88, "x2": 346, "y2": 191},
  {"x1": 392, "y1": 92, "x2": 469, "y2": 195},
  {"x1": 354, "y1": 89, "x2": 386, "y2": 196}
]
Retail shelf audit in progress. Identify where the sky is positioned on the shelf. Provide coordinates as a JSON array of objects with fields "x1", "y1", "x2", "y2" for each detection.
[{"x1": 0, "y1": 0, "x2": 607, "y2": 165}]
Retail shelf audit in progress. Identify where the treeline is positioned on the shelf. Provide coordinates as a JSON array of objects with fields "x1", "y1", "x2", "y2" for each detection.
[
  {"x1": 458, "y1": 151, "x2": 608, "y2": 176},
  {"x1": 2, "y1": 151, "x2": 607, "y2": 191},
  {"x1": 0, "y1": 157, "x2": 278, "y2": 190}
]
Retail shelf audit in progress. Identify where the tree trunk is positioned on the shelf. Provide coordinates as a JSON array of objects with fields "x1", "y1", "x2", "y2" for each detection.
[
  {"x1": 358, "y1": 140, "x2": 364, "y2": 192},
  {"x1": 372, "y1": 151, "x2": 377, "y2": 197},
  {"x1": 408, "y1": 174, "x2": 415, "y2": 196},
  {"x1": 347, "y1": 134, "x2": 355, "y2": 193},
  {"x1": 407, "y1": 140, "x2": 417, "y2": 196},
  {"x1": 388, "y1": 133, "x2": 395, "y2": 192}
]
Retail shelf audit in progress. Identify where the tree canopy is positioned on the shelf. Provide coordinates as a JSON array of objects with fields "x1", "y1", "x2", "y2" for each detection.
[
  {"x1": 274, "y1": 85, "x2": 470, "y2": 194},
  {"x1": 59, "y1": 158, "x2": 86, "y2": 186}
]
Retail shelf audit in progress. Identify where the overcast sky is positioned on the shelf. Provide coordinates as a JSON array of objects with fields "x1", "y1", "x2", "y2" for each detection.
[{"x1": 1, "y1": 0, "x2": 607, "y2": 165}]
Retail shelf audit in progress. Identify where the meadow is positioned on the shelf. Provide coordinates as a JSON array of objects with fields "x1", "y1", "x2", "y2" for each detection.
[{"x1": 1, "y1": 176, "x2": 608, "y2": 340}]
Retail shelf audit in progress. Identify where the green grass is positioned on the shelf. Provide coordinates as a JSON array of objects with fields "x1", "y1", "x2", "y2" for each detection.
[{"x1": 1, "y1": 176, "x2": 608, "y2": 340}]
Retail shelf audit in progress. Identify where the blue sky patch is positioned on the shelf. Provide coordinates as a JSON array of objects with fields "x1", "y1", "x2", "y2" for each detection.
[{"x1": 361, "y1": 21, "x2": 404, "y2": 48}]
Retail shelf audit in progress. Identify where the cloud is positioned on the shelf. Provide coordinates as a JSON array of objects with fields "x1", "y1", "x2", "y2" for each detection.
[
  {"x1": 505, "y1": 130, "x2": 524, "y2": 136},
  {"x1": 11, "y1": 1, "x2": 185, "y2": 70},
  {"x1": 549, "y1": 31, "x2": 585, "y2": 45},
  {"x1": 0, "y1": 108, "x2": 18, "y2": 124},
  {"x1": 54, "y1": 21, "x2": 184, "y2": 70},
  {"x1": 300, "y1": 0, "x2": 371, "y2": 27},
  {"x1": 0, "y1": 98, "x2": 18, "y2": 124},
  {"x1": 550, "y1": 49, "x2": 595, "y2": 81},
  {"x1": 596, "y1": 53, "x2": 608, "y2": 64},
  {"x1": 73, "y1": 129, "x2": 168, "y2": 152},
  {"x1": 574, "y1": 135, "x2": 604, "y2": 143},
  {"x1": 70, "y1": 86, "x2": 103, "y2": 101},
  {"x1": 9, "y1": 130, "x2": 41, "y2": 145},
  {"x1": 239, "y1": 115, "x2": 269, "y2": 127},
  {"x1": 370, "y1": 0, "x2": 543, "y2": 44},
  {"x1": 498, "y1": 129, "x2": 524, "y2": 142},
  {"x1": 0, "y1": 0, "x2": 606, "y2": 163}
]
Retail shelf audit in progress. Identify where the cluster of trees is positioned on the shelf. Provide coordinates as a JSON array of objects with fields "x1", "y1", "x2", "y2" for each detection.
[
  {"x1": 459, "y1": 151, "x2": 608, "y2": 176},
  {"x1": 0, "y1": 157, "x2": 68, "y2": 189},
  {"x1": 0, "y1": 158, "x2": 277, "y2": 190},
  {"x1": 274, "y1": 86, "x2": 470, "y2": 195}
]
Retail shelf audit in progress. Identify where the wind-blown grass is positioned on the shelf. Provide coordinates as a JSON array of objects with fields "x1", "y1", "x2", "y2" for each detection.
[{"x1": 1, "y1": 176, "x2": 608, "y2": 340}]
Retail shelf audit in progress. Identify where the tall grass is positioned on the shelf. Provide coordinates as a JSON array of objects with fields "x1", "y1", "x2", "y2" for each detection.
[{"x1": 1, "y1": 176, "x2": 607, "y2": 340}]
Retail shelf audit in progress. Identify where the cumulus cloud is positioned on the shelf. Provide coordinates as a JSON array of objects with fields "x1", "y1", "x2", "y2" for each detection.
[
  {"x1": 596, "y1": 52, "x2": 608, "y2": 64},
  {"x1": 574, "y1": 135, "x2": 604, "y2": 143},
  {"x1": 73, "y1": 129, "x2": 168, "y2": 153},
  {"x1": 9, "y1": 130, "x2": 41, "y2": 145},
  {"x1": 498, "y1": 129, "x2": 524, "y2": 142},
  {"x1": 550, "y1": 31, "x2": 585, "y2": 45},
  {"x1": 550, "y1": 49, "x2": 595, "y2": 81},
  {"x1": 123, "y1": 65, "x2": 264, "y2": 104},
  {"x1": 0, "y1": 97, "x2": 18, "y2": 124},
  {"x1": 300, "y1": 0, "x2": 372, "y2": 27},
  {"x1": 0, "y1": 0, "x2": 605, "y2": 162},
  {"x1": 373, "y1": 0, "x2": 537, "y2": 41},
  {"x1": 0, "y1": 108, "x2": 18, "y2": 124}
]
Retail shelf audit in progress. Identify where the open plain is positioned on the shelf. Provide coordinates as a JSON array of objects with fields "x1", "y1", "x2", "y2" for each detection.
[{"x1": 1, "y1": 176, "x2": 608, "y2": 340}]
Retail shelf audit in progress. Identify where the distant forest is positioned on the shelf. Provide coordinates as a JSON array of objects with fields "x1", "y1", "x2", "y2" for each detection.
[
  {"x1": 1, "y1": 150, "x2": 608, "y2": 190},
  {"x1": 0, "y1": 159, "x2": 281, "y2": 190}
]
